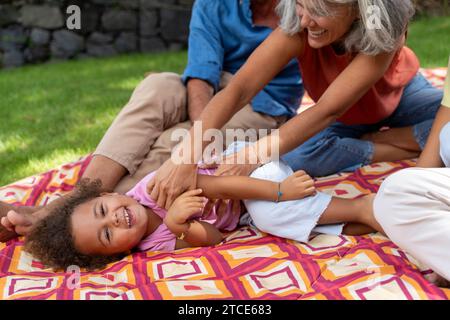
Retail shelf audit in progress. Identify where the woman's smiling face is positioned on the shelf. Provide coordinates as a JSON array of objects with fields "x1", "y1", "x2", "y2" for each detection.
[
  {"x1": 296, "y1": 0, "x2": 358, "y2": 49},
  {"x1": 71, "y1": 193, "x2": 149, "y2": 256}
]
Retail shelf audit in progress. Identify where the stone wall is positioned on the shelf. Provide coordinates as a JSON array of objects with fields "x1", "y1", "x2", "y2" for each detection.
[
  {"x1": 413, "y1": 0, "x2": 450, "y2": 16},
  {"x1": 0, "y1": 0, "x2": 194, "y2": 69}
]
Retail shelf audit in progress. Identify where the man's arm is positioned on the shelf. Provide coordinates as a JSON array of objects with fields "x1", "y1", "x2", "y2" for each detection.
[
  {"x1": 181, "y1": 0, "x2": 224, "y2": 105},
  {"x1": 187, "y1": 79, "x2": 214, "y2": 122}
]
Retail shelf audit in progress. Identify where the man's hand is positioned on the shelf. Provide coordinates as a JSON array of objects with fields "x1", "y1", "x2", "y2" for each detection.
[
  {"x1": 201, "y1": 146, "x2": 260, "y2": 217},
  {"x1": 147, "y1": 158, "x2": 199, "y2": 210},
  {"x1": 279, "y1": 170, "x2": 316, "y2": 201}
]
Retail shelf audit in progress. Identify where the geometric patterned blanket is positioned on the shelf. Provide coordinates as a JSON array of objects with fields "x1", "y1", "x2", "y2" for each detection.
[{"x1": 0, "y1": 68, "x2": 448, "y2": 300}]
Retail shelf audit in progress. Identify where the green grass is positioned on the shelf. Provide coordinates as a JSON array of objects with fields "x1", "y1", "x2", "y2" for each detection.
[
  {"x1": 0, "y1": 16, "x2": 449, "y2": 186},
  {"x1": 408, "y1": 15, "x2": 450, "y2": 67},
  {"x1": 0, "y1": 52, "x2": 187, "y2": 185}
]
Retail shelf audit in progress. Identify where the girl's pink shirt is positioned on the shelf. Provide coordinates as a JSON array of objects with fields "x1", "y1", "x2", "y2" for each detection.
[{"x1": 125, "y1": 168, "x2": 241, "y2": 252}]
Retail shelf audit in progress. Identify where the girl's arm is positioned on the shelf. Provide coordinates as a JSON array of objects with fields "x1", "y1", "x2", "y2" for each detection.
[
  {"x1": 197, "y1": 171, "x2": 316, "y2": 202},
  {"x1": 164, "y1": 189, "x2": 224, "y2": 248},
  {"x1": 416, "y1": 106, "x2": 450, "y2": 168},
  {"x1": 162, "y1": 168, "x2": 317, "y2": 248},
  {"x1": 172, "y1": 220, "x2": 224, "y2": 249}
]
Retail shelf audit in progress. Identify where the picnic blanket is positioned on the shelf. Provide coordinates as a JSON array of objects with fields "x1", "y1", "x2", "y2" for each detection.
[{"x1": 0, "y1": 68, "x2": 448, "y2": 300}]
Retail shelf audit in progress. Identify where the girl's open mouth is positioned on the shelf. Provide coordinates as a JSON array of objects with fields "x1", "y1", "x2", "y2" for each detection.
[{"x1": 124, "y1": 207, "x2": 135, "y2": 228}]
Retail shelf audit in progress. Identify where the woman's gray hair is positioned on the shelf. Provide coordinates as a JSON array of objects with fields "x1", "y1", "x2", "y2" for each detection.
[{"x1": 277, "y1": 0, "x2": 415, "y2": 55}]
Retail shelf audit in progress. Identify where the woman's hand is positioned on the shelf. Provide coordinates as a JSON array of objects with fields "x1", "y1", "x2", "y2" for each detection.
[
  {"x1": 214, "y1": 146, "x2": 262, "y2": 179},
  {"x1": 279, "y1": 170, "x2": 316, "y2": 201},
  {"x1": 201, "y1": 146, "x2": 261, "y2": 217},
  {"x1": 166, "y1": 189, "x2": 206, "y2": 225},
  {"x1": 147, "y1": 158, "x2": 199, "y2": 210}
]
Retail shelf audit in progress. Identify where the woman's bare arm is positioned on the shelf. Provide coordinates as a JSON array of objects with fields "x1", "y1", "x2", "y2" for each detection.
[
  {"x1": 416, "y1": 106, "x2": 450, "y2": 167},
  {"x1": 183, "y1": 28, "x2": 305, "y2": 162},
  {"x1": 259, "y1": 51, "x2": 397, "y2": 158},
  {"x1": 148, "y1": 28, "x2": 304, "y2": 209}
]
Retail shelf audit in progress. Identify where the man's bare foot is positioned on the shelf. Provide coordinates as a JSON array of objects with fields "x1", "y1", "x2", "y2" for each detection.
[
  {"x1": 0, "y1": 224, "x2": 17, "y2": 243},
  {"x1": 0, "y1": 193, "x2": 75, "y2": 242},
  {"x1": 1, "y1": 210, "x2": 38, "y2": 241},
  {"x1": 0, "y1": 202, "x2": 19, "y2": 242},
  {"x1": 0, "y1": 201, "x2": 43, "y2": 242}
]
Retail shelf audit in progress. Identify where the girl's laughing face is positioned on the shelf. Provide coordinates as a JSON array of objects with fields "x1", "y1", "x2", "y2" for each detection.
[{"x1": 71, "y1": 193, "x2": 149, "y2": 256}]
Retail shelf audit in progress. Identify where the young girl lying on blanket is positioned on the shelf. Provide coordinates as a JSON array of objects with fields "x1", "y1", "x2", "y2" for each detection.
[{"x1": 25, "y1": 143, "x2": 382, "y2": 271}]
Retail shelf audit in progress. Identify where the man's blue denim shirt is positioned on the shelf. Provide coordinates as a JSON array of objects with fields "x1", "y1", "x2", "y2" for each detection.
[{"x1": 181, "y1": 0, "x2": 304, "y2": 117}]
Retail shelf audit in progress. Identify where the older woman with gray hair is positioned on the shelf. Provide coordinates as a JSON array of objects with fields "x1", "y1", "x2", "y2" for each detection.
[{"x1": 149, "y1": 0, "x2": 443, "y2": 213}]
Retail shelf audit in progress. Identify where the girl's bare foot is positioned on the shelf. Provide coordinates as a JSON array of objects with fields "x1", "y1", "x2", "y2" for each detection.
[
  {"x1": 318, "y1": 193, "x2": 385, "y2": 235},
  {"x1": 340, "y1": 195, "x2": 385, "y2": 236},
  {"x1": 357, "y1": 194, "x2": 385, "y2": 235}
]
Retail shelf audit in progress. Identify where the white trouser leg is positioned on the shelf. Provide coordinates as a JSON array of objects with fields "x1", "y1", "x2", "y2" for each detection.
[
  {"x1": 439, "y1": 122, "x2": 450, "y2": 167},
  {"x1": 374, "y1": 167, "x2": 450, "y2": 280}
]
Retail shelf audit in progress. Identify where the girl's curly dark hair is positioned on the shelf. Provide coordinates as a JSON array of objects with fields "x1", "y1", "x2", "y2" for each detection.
[{"x1": 24, "y1": 179, "x2": 125, "y2": 271}]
